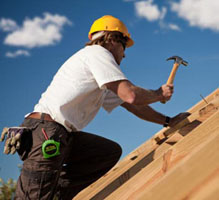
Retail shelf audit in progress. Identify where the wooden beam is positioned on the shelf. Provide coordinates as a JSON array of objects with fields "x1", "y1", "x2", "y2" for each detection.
[
  {"x1": 183, "y1": 168, "x2": 219, "y2": 200},
  {"x1": 105, "y1": 111, "x2": 219, "y2": 200},
  {"x1": 138, "y1": 129, "x2": 219, "y2": 200},
  {"x1": 74, "y1": 89, "x2": 219, "y2": 200},
  {"x1": 154, "y1": 94, "x2": 219, "y2": 142},
  {"x1": 188, "y1": 88, "x2": 219, "y2": 113}
]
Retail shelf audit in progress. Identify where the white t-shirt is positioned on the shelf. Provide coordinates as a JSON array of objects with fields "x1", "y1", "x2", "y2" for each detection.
[{"x1": 32, "y1": 45, "x2": 127, "y2": 132}]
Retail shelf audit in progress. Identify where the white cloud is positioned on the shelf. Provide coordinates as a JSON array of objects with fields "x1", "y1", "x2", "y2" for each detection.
[
  {"x1": 134, "y1": 1, "x2": 180, "y2": 31},
  {"x1": 0, "y1": 18, "x2": 18, "y2": 32},
  {"x1": 3, "y1": 13, "x2": 72, "y2": 48},
  {"x1": 5, "y1": 50, "x2": 30, "y2": 58},
  {"x1": 168, "y1": 23, "x2": 181, "y2": 31},
  {"x1": 171, "y1": 0, "x2": 219, "y2": 31},
  {"x1": 135, "y1": 0, "x2": 167, "y2": 21},
  {"x1": 158, "y1": 21, "x2": 181, "y2": 32}
]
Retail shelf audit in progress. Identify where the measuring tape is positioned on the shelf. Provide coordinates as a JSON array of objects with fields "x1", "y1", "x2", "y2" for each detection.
[{"x1": 41, "y1": 128, "x2": 60, "y2": 159}]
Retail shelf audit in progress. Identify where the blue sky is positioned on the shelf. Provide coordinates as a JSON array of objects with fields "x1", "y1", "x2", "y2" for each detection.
[{"x1": 0, "y1": 0, "x2": 218, "y2": 181}]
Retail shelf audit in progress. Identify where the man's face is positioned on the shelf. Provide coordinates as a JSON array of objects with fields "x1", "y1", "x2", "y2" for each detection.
[{"x1": 110, "y1": 41, "x2": 126, "y2": 65}]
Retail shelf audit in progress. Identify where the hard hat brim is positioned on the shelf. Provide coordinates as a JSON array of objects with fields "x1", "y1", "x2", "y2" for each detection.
[{"x1": 126, "y1": 37, "x2": 134, "y2": 48}]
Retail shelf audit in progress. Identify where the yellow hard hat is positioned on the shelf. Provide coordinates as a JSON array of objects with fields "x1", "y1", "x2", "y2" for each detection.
[{"x1": 88, "y1": 15, "x2": 134, "y2": 48}]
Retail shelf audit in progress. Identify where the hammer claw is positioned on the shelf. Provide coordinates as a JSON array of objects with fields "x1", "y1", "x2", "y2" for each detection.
[{"x1": 166, "y1": 55, "x2": 188, "y2": 66}]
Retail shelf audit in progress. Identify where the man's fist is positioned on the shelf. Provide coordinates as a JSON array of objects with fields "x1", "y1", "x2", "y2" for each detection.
[{"x1": 159, "y1": 84, "x2": 174, "y2": 102}]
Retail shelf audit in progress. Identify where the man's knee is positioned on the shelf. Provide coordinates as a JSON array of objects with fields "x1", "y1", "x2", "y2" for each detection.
[{"x1": 112, "y1": 141, "x2": 122, "y2": 160}]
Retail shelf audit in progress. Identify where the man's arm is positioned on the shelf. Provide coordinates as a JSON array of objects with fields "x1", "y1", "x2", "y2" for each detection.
[
  {"x1": 121, "y1": 102, "x2": 167, "y2": 125},
  {"x1": 105, "y1": 80, "x2": 189, "y2": 127},
  {"x1": 104, "y1": 80, "x2": 173, "y2": 105},
  {"x1": 121, "y1": 102, "x2": 191, "y2": 127}
]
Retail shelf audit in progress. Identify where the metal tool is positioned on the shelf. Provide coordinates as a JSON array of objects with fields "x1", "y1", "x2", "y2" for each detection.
[
  {"x1": 161, "y1": 55, "x2": 188, "y2": 104},
  {"x1": 166, "y1": 56, "x2": 188, "y2": 84}
]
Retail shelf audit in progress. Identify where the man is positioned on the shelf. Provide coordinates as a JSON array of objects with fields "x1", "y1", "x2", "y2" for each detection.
[{"x1": 1, "y1": 15, "x2": 187, "y2": 199}]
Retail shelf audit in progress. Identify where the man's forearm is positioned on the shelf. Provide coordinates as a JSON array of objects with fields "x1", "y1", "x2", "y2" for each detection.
[
  {"x1": 121, "y1": 102, "x2": 166, "y2": 125},
  {"x1": 130, "y1": 85, "x2": 163, "y2": 105}
]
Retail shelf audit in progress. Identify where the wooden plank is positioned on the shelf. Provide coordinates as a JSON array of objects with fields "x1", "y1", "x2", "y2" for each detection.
[
  {"x1": 154, "y1": 94, "x2": 219, "y2": 142},
  {"x1": 74, "y1": 90, "x2": 219, "y2": 200},
  {"x1": 156, "y1": 94, "x2": 219, "y2": 138},
  {"x1": 106, "y1": 111, "x2": 219, "y2": 200},
  {"x1": 138, "y1": 130, "x2": 219, "y2": 200},
  {"x1": 75, "y1": 142, "x2": 159, "y2": 200},
  {"x1": 124, "y1": 88, "x2": 219, "y2": 159},
  {"x1": 183, "y1": 168, "x2": 219, "y2": 200},
  {"x1": 188, "y1": 88, "x2": 219, "y2": 113}
]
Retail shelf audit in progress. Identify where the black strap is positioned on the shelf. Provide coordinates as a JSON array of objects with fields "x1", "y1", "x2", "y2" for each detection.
[{"x1": 163, "y1": 116, "x2": 170, "y2": 127}]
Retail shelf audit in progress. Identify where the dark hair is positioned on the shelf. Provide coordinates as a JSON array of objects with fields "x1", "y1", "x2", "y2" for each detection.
[{"x1": 86, "y1": 31, "x2": 128, "y2": 49}]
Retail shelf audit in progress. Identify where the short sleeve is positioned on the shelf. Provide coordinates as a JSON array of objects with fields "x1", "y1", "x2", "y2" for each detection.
[
  {"x1": 87, "y1": 46, "x2": 127, "y2": 89},
  {"x1": 102, "y1": 90, "x2": 123, "y2": 113}
]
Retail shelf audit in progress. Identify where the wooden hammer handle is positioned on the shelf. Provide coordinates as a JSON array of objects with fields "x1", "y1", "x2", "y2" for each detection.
[
  {"x1": 166, "y1": 62, "x2": 180, "y2": 84},
  {"x1": 161, "y1": 62, "x2": 179, "y2": 104}
]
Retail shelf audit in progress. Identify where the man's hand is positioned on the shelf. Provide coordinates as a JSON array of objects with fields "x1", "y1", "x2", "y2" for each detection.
[
  {"x1": 169, "y1": 112, "x2": 191, "y2": 127},
  {"x1": 0, "y1": 127, "x2": 30, "y2": 154},
  {"x1": 158, "y1": 84, "x2": 174, "y2": 102}
]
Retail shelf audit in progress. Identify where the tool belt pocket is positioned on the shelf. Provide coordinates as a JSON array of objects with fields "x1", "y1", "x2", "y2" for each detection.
[
  {"x1": 16, "y1": 128, "x2": 33, "y2": 161},
  {"x1": 39, "y1": 122, "x2": 63, "y2": 159},
  {"x1": 18, "y1": 118, "x2": 69, "y2": 161},
  {"x1": 39, "y1": 122, "x2": 70, "y2": 159}
]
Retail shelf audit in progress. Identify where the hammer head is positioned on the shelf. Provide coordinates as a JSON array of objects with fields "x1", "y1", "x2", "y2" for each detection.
[{"x1": 166, "y1": 56, "x2": 188, "y2": 66}]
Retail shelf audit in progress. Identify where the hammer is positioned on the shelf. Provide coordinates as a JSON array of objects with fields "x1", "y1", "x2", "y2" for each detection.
[{"x1": 161, "y1": 55, "x2": 188, "y2": 103}]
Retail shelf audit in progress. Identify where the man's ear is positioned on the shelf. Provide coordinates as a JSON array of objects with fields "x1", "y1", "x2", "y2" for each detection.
[
  {"x1": 105, "y1": 39, "x2": 113, "y2": 45},
  {"x1": 104, "y1": 39, "x2": 114, "y2": 51}
]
